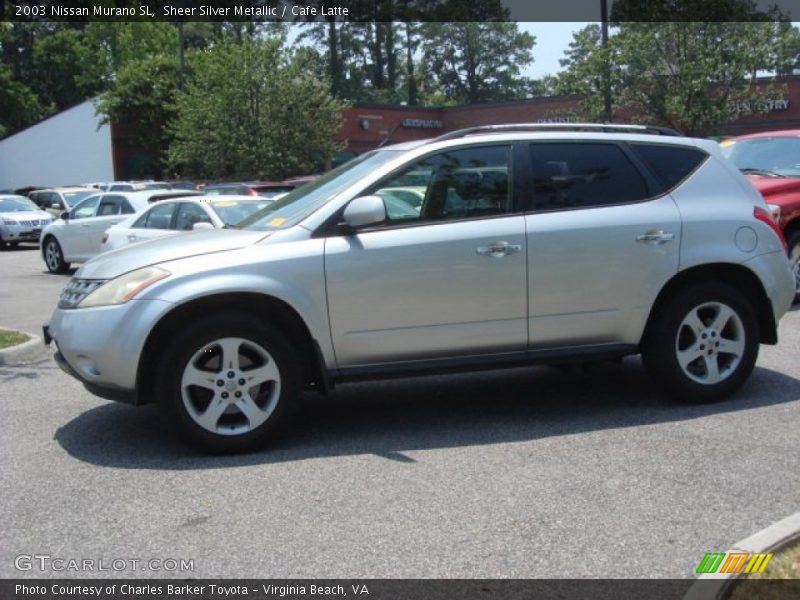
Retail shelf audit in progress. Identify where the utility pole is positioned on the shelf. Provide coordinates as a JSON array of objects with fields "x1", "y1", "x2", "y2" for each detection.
[{"x1": 601, "y1": 0, "x2": 612, "y2": 122}]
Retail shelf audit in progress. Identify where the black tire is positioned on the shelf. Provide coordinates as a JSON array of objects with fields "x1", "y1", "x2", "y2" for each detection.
[
  {"x1": 787, "y1": 230, "x2": 800, "y2": 304},
  {"x1": 43, "y1": 236, "x2": 70, "y2": 273},
  {"x1": 155, "y1": 313, "x2": 300, "y2": 454},
  {"x1": 0, "y1": 239, "x2": 7, "y2": 250},
  {"x1": 642, "y1": 282, "x2": 759, "y2": 403}
]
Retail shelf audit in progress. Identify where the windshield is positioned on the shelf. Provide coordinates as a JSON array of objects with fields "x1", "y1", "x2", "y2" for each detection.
[
  {"x1": 239, "y1": 150, "x2": 403, "y2": 230},
  {"x1": 0, "y1": 197, "x2": 40, "y2": 212},
  {"x1": 63, "y1": 191, "x2": 93, "y2": 207},
  {"x1": 210, "y1": 199, "x2": 274, "y2": 226},
  {"x1": 721, "y1": 137, "x2": 800, "y2": 177}
]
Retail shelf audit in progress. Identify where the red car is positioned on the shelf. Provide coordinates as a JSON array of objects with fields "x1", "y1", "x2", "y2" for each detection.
[{"x1": 720, "y1": 130, "x2": 800, "y2": 301}]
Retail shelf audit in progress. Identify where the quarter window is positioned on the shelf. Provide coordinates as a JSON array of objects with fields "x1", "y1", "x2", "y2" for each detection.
[
  {"x1": 629, "y1": 143, "x2": 707, "y2": 191},
  {"x1": 529, "y1": 143, "x2": 649, "y2": 211},
  {"x1": 369, "y1": 145, "x2": 513, "y2": 224}
]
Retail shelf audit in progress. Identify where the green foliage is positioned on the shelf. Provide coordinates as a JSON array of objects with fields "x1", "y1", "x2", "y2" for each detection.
[
  {"x1": 167, "y1": 39, "x2": 346, "y2": 180},
  {"x1": 0, "y1": 63, "x2": 48, "y2": 138},
  {"x1": 556, "y1": 19, "x2": 800, "y2": 135},
  {"x1": 420, "y1": 23, "x2": 536, "y2": 104},
  {"x1": 96, "y1": 54, "x2": 184, "y2": 175}
]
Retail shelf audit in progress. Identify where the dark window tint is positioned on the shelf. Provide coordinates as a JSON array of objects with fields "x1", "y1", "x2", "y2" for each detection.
[
  {"x1": 529, "y1": 143, "x2": 649, "y2": 211},
  {"x1": 137, "y1": 202, "x2": 177, "y2": 229},
  {"x1": 370, "y1": 145, "x2": 512, "y2": 223},
  {"x1": 175, "y1": 203, "x2": 212, "y2": 230},
  {"x1": 629, "y1": 143, "x2": 707, "y2": 190}
]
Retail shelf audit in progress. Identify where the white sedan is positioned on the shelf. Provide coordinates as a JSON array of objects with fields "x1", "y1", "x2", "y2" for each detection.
[
  {"x1": 100, "y1": 196, "x2": 273, "y2": 253},
  {"x1": 40, "y1": 190, "x2": 201, "y2": 273}
]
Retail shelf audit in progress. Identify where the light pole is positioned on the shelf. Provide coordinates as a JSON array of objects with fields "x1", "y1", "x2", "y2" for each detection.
[{"x1": 601, "y1": 0, "x2": 612, "y2": 121}]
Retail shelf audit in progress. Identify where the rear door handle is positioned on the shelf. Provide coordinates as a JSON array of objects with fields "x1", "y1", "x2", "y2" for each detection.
[
  {"x1": 636, "y1": 230, "x2": 675, "y2": 244},
  {"x1": 476, "y1": 242, "x2": 522, "y2": 257}
]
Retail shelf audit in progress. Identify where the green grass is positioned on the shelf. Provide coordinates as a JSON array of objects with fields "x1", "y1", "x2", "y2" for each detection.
[
  {"x1": 0, "y1": 329, "x2": 29, "y2": 349},
  {"x1": 728, "y1": 540, "x2": 800, "y2": 600}
]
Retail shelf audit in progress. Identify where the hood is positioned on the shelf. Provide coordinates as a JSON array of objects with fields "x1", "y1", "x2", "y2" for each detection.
[
  {"x1": 745, "y1": 175, "x2": 800, "y2": 200},
  {"x1": 77, "y1": 229, "x2": 271, "y2": 279},
  {"x1": 1, "y1": 210, "x2": 52, "y2": 222}
]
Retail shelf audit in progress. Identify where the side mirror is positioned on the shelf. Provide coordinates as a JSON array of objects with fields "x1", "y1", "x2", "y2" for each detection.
[
  {"x1": 60, "y1": 211, "x2": 70, "y2": 221},
  {"x1": 342, "y1": 195, "x2": 386, "y2": 229},
  {"x1": 192, "y1": 222, "x2": 214, "y2": 231}
]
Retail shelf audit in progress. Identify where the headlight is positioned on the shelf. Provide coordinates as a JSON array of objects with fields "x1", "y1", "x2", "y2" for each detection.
[{"x1": 77, "y1": 267, "x2": 170, "y2": 308}]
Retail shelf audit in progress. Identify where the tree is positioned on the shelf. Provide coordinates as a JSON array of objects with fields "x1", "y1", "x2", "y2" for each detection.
[
  {"x1": 96, "y1": 54, "x2": 184, "y2": 176},
  {"x1": 420, "y1": 22, "x2": 536, "y2": 104},
  {"x1": 0, "y1": 63, "x2": 48, "y2": 138},
  {"x1": 556, "y1": 18, "x2": 800, "y2": 135},
  {"x1": 167, "y1": 39, "x2": 346, "y2": 180}
]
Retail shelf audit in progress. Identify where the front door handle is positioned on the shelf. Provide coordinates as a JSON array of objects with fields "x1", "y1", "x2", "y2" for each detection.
[
  {"x1": 128, "y1": 234, "x2": 137, "y2": 242},
  {"x1": 476, "y1": 242, "x2": 522, "y2": 258},
  {"x1": 636, "y1": 230, "x2": 675, "y2": 244}
]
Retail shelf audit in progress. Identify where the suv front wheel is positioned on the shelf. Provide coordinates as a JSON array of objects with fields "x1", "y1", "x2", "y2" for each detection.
[
  {"x1": 156, "y1": 313, "x2": 299, "y2": 453},
  {"x1": 642, "y1": 282, "x2": 759, "y2": 403}
]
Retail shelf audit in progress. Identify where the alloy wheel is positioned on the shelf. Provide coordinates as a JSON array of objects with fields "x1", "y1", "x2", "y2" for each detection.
[
  {"x1": 180, "y1": 337, "x2": 281, "y2": 435},
  {"x1": 674, "y1": 301, "x2": 745, "y2": 385}
]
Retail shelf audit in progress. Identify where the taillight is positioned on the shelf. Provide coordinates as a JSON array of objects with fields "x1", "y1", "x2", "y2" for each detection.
[
  {"x1": 754, "y1": 206, "x2": 788, "y2": 253},
  {"x1": 248, "y1": 189, "x2": 258, "y2": 196}
]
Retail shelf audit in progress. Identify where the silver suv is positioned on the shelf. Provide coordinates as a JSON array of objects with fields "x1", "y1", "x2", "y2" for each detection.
[{"x1": 43, "y1": 124, "x2": 796, "y2": 453}]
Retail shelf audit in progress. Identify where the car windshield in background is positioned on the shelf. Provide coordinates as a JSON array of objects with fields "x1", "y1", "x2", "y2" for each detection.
[
  {"x1": 239, "y1": 150, "x2": 403, "y2": 230},
  {"x1": 204, "y1": 185, "x2": 245, "y2": 195},
  {"x1": 721, "y1": 136, "x2": 800, "y2": 177},
  {"x1": 0, "y1": 197, "x2": 39, "y2": 212},
  {"x1": 63, "y1": 191, "x2": 93, "y2": 207},
  {"x1": 252, "y1": 185, "x2": 295, "y2": 198},
  {"x1": 210, "y1": 199, "x2": 273, "y2": 226}
]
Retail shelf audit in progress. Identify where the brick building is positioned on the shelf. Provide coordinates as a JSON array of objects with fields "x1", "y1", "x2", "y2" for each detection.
[{"x1": 337, "y1": 75, "x2": 800, "y2": 159}]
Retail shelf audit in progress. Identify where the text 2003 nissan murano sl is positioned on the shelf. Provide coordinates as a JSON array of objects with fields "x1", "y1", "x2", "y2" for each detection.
[{"x1": 44, "y1": 125, "x2": 795, "y2": 453}]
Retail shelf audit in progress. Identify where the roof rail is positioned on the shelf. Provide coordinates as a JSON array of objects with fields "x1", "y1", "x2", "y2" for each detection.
[{"x1": 432, "y1": 122, "x2": 682, "y2": 142}]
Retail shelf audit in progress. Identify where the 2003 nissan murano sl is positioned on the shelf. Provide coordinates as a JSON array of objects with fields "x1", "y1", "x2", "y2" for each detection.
[{"x1": 44, "y1": 124, "x2": 796, "y2": 453}]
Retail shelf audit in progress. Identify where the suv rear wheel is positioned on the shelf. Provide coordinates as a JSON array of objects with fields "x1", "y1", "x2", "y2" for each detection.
[
  {"x1": 642, "y1": 282, "x2": 759, "y2": 403},
  {"x1": 156, "y1": 313, "x2": 299, "y2": 453}
]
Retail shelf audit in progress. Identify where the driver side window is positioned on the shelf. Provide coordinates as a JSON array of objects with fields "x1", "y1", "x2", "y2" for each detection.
[
  {"x1": 70, "y1": 195, "x2": 100, "y2": 219},
  {"x1": 367, "y1": 145, "x2": 513, "y2": 225}
]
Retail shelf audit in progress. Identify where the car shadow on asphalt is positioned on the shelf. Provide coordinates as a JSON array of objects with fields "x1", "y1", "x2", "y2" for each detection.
[{"x1": 53, "y1": 357, "x2": 800, "y2": 470}]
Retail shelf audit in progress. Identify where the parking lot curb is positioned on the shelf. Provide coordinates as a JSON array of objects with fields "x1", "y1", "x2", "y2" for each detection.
[
  {"x1": 0, "y1": 328, "x2": 45, "y2": 365},
  {"x1": 683, "y1": 511, "x2": 800, "y2": 600}
]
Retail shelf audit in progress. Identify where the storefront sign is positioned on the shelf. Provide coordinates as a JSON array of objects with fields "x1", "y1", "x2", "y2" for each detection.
[
  {"x1": 401, "y1": 118, "x2": 444, "y2": 129},
  {"x1": 731, "y1": 98, "x2": 790, "y2": 114}
]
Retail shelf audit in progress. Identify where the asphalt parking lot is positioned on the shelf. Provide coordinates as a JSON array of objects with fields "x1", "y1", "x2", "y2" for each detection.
[{"x1": 1, "y1": 244, "x2": 799, "y2": 579}]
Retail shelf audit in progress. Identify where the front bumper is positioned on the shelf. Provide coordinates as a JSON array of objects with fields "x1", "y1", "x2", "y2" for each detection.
[
  {"x1": 47, "y1": 334, "x2": 137, "y2": 404},
  {"x1": 43, "y1": 297, "x2": 172, "y2": 405}
]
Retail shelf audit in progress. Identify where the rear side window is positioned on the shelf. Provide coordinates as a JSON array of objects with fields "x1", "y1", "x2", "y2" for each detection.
[
  {"x1": 529, "y1": 143, "x2": 650, "y2": 211},
  {"x1": 629, "y1": 143, "x2": 707, "y2": 191}
]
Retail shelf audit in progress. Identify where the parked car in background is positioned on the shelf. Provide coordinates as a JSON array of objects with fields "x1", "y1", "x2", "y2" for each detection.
[
  {"x1": 40, "y1": 190, "x2": 201, "y2": 273},
  {"x1": 101, "y1": 195, "x2": 273, "y2": 252},
  {"x1": 203, "y1": 177, "x2": 318, "y2": 199},
  {"x1": 0, "y1": 195, "x2": 54, "y2": 249},
  {"x1": 44, "y1": 124, "x2": 795, "y2": 452},
  {"x1": 720, "y1": 130, "x2": 800, "y2": 301},
  {"x1": 104, "y1": 181, "x2": 173, "y2": 192},
  {"x1": 29, "y1": 187, "x2": 97, "y2": 217},
  {"x1": 165, "y1": 180, "x2": 198, "y2": 191}
]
